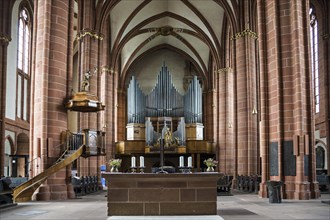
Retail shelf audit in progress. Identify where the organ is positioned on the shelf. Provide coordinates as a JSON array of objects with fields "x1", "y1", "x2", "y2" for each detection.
[
  {"x1": 126, "y1": 64, "x2": 203, "y2": 148},
  {"x1": 116, "y1": 64, "x2": 215, "y2": 172}
]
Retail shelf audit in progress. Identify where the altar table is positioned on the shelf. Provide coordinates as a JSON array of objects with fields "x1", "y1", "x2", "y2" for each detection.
[{"x1": 102, "y1": 172, "x2": 223, "y2": 216}]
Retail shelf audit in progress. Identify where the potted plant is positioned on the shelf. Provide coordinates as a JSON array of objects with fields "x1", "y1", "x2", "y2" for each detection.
[
  {"x1": 108, "y1": 158, "x2": 122, "y2": 172},
  {"x1": 204, "y1": 158, "x2": 218, "y2": 172}
]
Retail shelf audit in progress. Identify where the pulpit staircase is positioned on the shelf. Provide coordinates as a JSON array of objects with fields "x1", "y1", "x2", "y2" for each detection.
[
  {"x1": 12, "y1": 130, "x2": 104, "y2": 202},
  {"x1": 12, "y1": 145, "x2": 86, "y2": 202}
]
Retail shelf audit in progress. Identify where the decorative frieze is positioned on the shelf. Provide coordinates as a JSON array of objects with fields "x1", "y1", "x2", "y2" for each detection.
[
  {"x1": 231, "y1": 28, "x2": 258, "y2": 40},
  {"x1": 76, "y1": 29, "x2": 104, "y2": 41}
]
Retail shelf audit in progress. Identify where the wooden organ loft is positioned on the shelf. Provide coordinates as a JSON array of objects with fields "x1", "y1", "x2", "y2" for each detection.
[{"x1": 116, "y1": 64, "x2": 215, "y2": 172}]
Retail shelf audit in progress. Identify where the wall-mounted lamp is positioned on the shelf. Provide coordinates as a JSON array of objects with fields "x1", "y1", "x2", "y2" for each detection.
[
  {"x1": 252, "y1": 106, "x2": 258, "y2": 115},
  {"x1": 12, "y1": 159, "x2": 16, "y2": 164},
  {"x1": 228, "y1": 122, "x2": 233, "y2": 128}
]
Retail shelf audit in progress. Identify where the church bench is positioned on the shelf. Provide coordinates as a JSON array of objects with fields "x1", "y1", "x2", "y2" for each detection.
[
  {"x1": 8, "y1": 177, "x2": 28, "y2": 188},
  {"x1": 217, "y1": 175, "x2": 233, "y2": 195},
  {"x1": 317, "y1": 175, "x2": 330, "y2": 192},
  {"x1": 0, "y1": 178, "x2": 13, "y2": 205}
]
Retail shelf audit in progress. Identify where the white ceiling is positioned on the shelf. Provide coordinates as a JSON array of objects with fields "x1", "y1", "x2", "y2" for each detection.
[{"x1": 108, "y1": 0, "x2": 226, "y2": 75}]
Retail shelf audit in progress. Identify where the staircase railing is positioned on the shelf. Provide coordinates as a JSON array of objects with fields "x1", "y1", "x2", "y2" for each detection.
[
  {"x1": 13, "y1": 145, "x2": 85, "y2": 202},
  {"x1": 12, "y1": 129, "x2": 104, "y2": 202}
]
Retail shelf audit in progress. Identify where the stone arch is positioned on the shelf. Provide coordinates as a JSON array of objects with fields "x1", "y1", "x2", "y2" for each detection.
[
  {"x1": 4, "y1": 136, "x2": 14, "y2": 177},
  {"x1": 17, "y1": 133, "x2": 29, "y2": 155},
  {"x1": 14, "y1": 133, "x2": 29, "y2": 177}
]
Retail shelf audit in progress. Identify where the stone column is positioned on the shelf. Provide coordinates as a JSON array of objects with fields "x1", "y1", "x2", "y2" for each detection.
[
  {"x1": 204, "y1": 90, "x2": 216, "y2": 143},
  {"x1": 217, "y1": 68, "x2": 234, "y2": 173},
  {"x1": 76, "y1": 0, "x2": 104, "y2": 176},
  {"x1": 116, "y1": 88, "x2": 126, "y2": 143},
  {"x1": 217, "y1": 69, "x2": 226, "y2": 172},
  {"x1": 32, "y1": 0, "x2": 75, "y2": 200},
  {"x1": 0, "y1": 0, "x2": 12, "y2": 177},
  {"x1": 0, "y1": 33, "x2": 11, "y2": 176},
  {"x1": 232, "y1": 29, "x2": 258, "y2": 176},
  {"x1": 256, "y1": 0, "x2": 269, "y2": 198},
  {"x1": 257, "y1": 0, "x2": 319, "y2": 199}
]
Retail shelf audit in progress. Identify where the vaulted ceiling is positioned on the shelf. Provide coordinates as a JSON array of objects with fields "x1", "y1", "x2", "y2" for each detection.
[{"x1": 101, "y1": 0, "x2": 237, "y2": 76}]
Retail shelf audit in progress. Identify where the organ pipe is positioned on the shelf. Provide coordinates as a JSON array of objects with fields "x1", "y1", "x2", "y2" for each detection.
[{"x1": 127, "y1": 65, "x2": 203, "y2": 123}]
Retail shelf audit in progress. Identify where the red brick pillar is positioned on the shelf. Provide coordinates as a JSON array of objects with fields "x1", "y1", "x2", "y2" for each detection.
[
  {"x1": 32, "y1": 0, "x2": 75, "y2": 200},
  {"x1": 232, "y1": 30, "x2": 258, "y2": 176},
  {"x1": 257, "y1": 0, "x2": 319, "y2": 199}
]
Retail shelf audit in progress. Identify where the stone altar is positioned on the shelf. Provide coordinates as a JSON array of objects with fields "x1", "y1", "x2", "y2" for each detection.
[{"x1": 102, "y1": 172, "x2": 223, "y2": 216}]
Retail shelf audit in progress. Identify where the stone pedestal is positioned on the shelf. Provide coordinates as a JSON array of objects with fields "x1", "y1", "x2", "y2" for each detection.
[{"x1": 102, "y1": 172, "x2": 223, "y2": 216}]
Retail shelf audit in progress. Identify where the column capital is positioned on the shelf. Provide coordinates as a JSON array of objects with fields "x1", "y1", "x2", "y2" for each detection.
[
  {"x1": 101, "y1": 66, "x2": 116, "y2": 75},
  {"x1": 231, "y1": 28, "x2": 258, "y2": 40},
  {"x1": 76, "y1": 29, "x2": 104, "y2": 41},
  {"x1": 0, "y1": 33, "x2": 11, "y2": 46},
  {"x1": 216, "y1": 67, "x2": 232, "y2": 74}
]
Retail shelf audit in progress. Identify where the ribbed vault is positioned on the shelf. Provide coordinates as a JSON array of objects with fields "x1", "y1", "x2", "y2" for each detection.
[{"x1": 92, "y1": 0, "x2": 237, "y2": 90}]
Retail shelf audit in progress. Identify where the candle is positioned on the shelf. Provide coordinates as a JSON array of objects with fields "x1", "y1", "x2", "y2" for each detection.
[
  {"x1": 188, "y1": 156, "x2": 192, "y2": 167},
  {"x1": 179, "y1": 156, "x2": 184, "y2": 167},
  {"x1": 140, "y1": 156, "x2": 144, "y2": 167},
  {"x1": 131, "y1": 156, "x2": 136, "y2": 167}
]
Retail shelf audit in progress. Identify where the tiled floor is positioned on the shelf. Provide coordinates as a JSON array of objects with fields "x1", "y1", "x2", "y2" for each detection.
[{"x1": 0, "y1": 190, "x2": 329, "y2": 220}]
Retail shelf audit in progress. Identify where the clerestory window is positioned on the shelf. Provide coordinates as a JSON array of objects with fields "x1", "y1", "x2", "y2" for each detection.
[
  {"x1": 310, "y1": 6, "x2": 320, "y2": 114},
  {"x1": 16, "y1": 8, "x2": 31, "y2": 121}
]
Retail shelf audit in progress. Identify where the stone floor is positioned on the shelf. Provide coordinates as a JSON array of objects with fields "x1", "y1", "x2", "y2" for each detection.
[{"x1": 0, "y1": 190, "x2": 329, "y2": 220}]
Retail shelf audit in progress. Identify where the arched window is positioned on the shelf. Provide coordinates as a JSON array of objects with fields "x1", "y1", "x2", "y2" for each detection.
[
  {"x1": 315, "y1": 146, "x2": 325, "y2": 170},
  {"x1": 16, "y1": 7, "x2": 31, "y2": 120},
  {"x1": 310, "y1": 6, "x2": 320, "y2": 113}
]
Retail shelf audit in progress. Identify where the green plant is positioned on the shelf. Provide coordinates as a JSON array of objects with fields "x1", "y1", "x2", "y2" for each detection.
[{"x1": 204, "y1": 158, "x2": 218, "y2": 167}]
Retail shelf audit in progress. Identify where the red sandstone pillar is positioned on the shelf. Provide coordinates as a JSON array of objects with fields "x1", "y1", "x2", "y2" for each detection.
[
  {"x1": 257, "y1": 0, "x2": 319, "y2": 199},
  {"x1": 217, "y1": 69, "x2": 226, "y2": 172},
  {"x1": 75, "y1": 0, "x2": 105, "y2": 176},
  {"x1": 204, "y1": 89, "x2": 217, "y2": 145},
  {"x1": 217, "y1": 68, "x2": 235, "y2": 173},
  {"x1": 232, "y1": 32, "x2": 258, "y2": 176},
  {"x1": 0, "y1": 0, "x2": 13, "y2": 177},
  {"x1": 32, "y1": 0, "x2": 75, "y2": 200},
  {"x1": 0, "y1": 34, "x2": 10, "y2": 177}
]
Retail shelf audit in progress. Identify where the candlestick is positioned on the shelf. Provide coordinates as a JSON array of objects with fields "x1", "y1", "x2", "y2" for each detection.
[
  {"x1": 179, "y1": 156, "x2": 184, "y2": 167},
  {"x1": 140, "y1": 156, "x2": 144, "y2": 167},
  {"x1": 188, "y1": 156, "x2": 192, "y2": 167},
  {"x1": 131, "y1": 156, "x2": 136, "y2": 167}
]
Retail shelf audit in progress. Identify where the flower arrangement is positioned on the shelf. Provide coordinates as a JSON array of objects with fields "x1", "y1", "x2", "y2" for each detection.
[
  {"x1": 109, "y1": 158, "x2": 122, "y2": 167},
  {"x1": 109, "y1": 158, "x2": 122, "y2": 172},
  {"x1": 204, "y1": 158, "x2": 218, "y2": 172}
]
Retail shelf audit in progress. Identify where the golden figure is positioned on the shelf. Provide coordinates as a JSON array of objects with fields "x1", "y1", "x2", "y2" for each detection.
[{"x1": 164, "y1": 127, "x2": 172, "y2": 147}]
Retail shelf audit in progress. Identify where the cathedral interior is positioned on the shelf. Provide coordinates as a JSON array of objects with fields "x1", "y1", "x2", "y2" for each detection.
[{"x1": 0, "y1": 0, "x2": 329, "y2": 205}]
